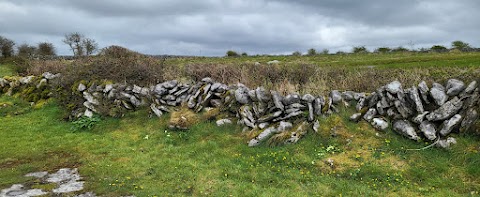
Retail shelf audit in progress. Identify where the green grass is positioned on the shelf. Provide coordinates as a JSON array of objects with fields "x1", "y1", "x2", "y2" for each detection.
[
  {"x1": 1, "y1": 97, "x2": 480, "y2": 196},
  {"x1": 166, "y1": 52, "x2": 480, "y2": 68},
  {"x1": 0, "y1": 64, "x2": 15, "y2": 77}
]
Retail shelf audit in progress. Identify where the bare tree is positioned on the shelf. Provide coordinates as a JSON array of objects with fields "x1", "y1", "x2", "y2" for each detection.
[
  {"x1": 63, "y1": 32, "x2": 83, "y2": 56},
  {"x1": 37, "y1": 42, "x2": 56, "y2": 56},
  {"x1": 82, "y1": 38, "x2": 98, "y2": 56},
  {"x1": 17, "y1": 44, "x2": 37, "y2": 57},
  {"x1": 63, "y1": 32, "x2": 98, "y2": 57},
  {"x1": 0, "y1": 36, "x2": 15, "y2": 57}
]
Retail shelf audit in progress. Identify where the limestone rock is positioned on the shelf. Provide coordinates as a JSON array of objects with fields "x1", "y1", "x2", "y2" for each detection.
[
  {"x1": 42, "y1": 72, "x2": 57, "y2": 80},
  {"x1": 83, "y1": 92, "x2": 99, "y2": 105},
  {"x1": 412, "y1": 111, "x2": 429, "y2": 124},
  {"x1": 446, "y1": 79, "x2": 465, "y2": 96},
  {"x1": 201, "y1": 77, "x2": 214, "y2": 83},
  {"x1": 271, "y1": 91, "x2": 285, "y2": 111},
  {"x1": 426, "y1": 97, "x2": 463, "y2": 121},
  {"x1": 130, "y1": 96, "x2": 141, "y2": 107},
  {"x1": 313, "y1": 96, "x2": 325, "y2": 115},
  {"x1": 430, "y1": 83, "x2": 448, "y2": 106},
  {"x1": 257, "y1": 111, "x2": 282, "y2": 123},
  {"x1": 36, "y1": 78, "x2": 48, "y2": 88},
  {"x1": 418, "y1": 81, "x2": 430, "y2": 104},
  {"x1": 313, "y1": 119, "x2": 320, "y2": 132},
  {"x1": 162, "y1": 80, "x2": 178, "y2": 89},
  {"x1": 248, "y1": 89, "x2": 258, "y2": 102},
  {"x1": 330, "y1": 90, "x2": 342, "y2": 104},
  {"x1": 393, "y1": 120, "x2": 420, "y2": 141},
  {"x1": 439, "y1": 114, "x2": 462, "y2": 136},
  {"x1": 283, "y1": 94, "x2": 301, "y2": 105},
  {"x1": 349, "y1": 113, "x2": 362, "y2": 122},
  {"x1": 255, "y1": 87, "x2": 271, "y2": 102},
  {"x1": 386, "y1": 80, "x2": 402, "y2": 94},
  {"x1": 259, "y1": 122, "x2": 269, "y2": 129},
  {"x1": 103, "y1": 84, "x2": 113, "y2": 93},
  {"x1": 408, "y1": 86, "x2": 424, "y2": 113},
  {"x1": 25, "y1": 171, "x2": 48, "y2": 178},
  {"x1": 371, "y1": 118, "x2": 389, "y2": 131},
  {"x1": 235, "y1": 85, "x2": 250, "y2": 104},
  {"x1": 267, "y1": 60, "x2": 280, "y2": 65},
  {"x1": 216, "y1": 119, "x2": 232, "y2": 126},
  {"x1": 463, "y1": 81, "x2": 478, "y2": 95},
  {"x1": 342, "y1": 91, "x2": 356, "y2": 101},
  {"x1": 84, "y1": 109, "x2": 93, "y2": 118},
  {"x1": 278, "y1": 121, "x2": 293, "y2": 132},
  {"x1": 19, "y1": 76, "x2": 35, "y2": 84},
  {"x1": 248, "y1": 127, "x2": 278, "y2": 147},
  {"x1": 78, "y1": 83, "x2": 86, "y2": 92},
  {"x1": 0, "y1": 184, "x2": 48, "y2": 197},
  {"x1": 363, "y1": 108, "x2": 377, "y2": 121},
  {"x1": 436, "y1": 137, "x2": 457, "y2": 149},
  {"x1": 150, "y1": 104, "x2": 163, "y2": 117},
  {"x1": 460, "y1": 109, "x2": 478, "y2": 132},
  {"x1": 419, "y1": 121, "x2": 437, "y2": 141}
]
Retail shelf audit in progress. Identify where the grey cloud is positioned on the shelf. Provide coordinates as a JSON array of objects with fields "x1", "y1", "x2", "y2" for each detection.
[{"x1": 0, "y1": 0, "x2": 479, "y2": 56}]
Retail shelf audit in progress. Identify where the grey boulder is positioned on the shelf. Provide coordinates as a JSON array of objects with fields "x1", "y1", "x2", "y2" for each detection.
[
  {"x1": 446, "y1": 79, "x2": 465, "y2": 96},
  {"x1": 393, "y1": 120, "x2": 420, "y2": 141}
]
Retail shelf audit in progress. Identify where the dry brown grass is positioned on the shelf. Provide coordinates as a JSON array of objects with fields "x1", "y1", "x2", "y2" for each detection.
[{"x1": 168, "y1": 107, "x2": 200, "y2": 130}]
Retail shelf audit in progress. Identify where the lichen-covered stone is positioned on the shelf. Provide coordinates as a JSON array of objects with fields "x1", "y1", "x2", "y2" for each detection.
[
  {"x1": 393, "y1": 120, "x2": 420, "y2": 141},
  {"x1": 430, "y1": 83, "x2": 448, "y2": 106},
  {"x1": 371, "y1": 118, "x2": 389, "y2": 131},
  {"x1": 439, "y1": 114, "x2": 462, "y2": 136},
  {"x1": 419, "y1": 121, "x2": 437, "y2": 141},
  {"x1": 426, "y1": 97, "x2": 463, "y2": 121},
  {"x1": 446, "y1": 79, "x2": 465, "y2": 96}
]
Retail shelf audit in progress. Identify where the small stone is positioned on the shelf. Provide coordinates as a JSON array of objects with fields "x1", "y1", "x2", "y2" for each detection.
[
  {"x1": 132, "y1": 85, "x2": 142, "y2": 94},
  {"x1": 363, "y1": 108, "x2": 377, "y2": 121},
  {"x1": 42, "y1": 72, "x2": 57, "y2": 80},
  {"x1": 201, "y1": 77, "x2": 214, "y2": 83},
  {"x1": 216, "y1": 119, "x2": 232, "y2": 126},
  {"x1": 278, "y1": 121, "x2": 293, "y2": 132},
  {"x1": 412, "y1": 111, "x2": 429, "y2": 124},
  {"x1": 83, "y1": 92, "x2": 99, "y2": 105},
  {"x1": 393, "y1": 120, "x2": 420, "y2": 141},
  {"x1": 130, "y1": 96, "x2": 141, "y2": 107},
  {"x1": 103, "y1": 84, "x2": 113, "y2": 93},
  {"x1": 248, "y1": 127, "x2": 278, "y2": 147},
  {"x1": 150, "y1": 104, "x2": 163, "y2": 117},
  {"x1": 408, "y1": 86, "x2": 424, "y2": 113},
  {"x1": 25, "y1": 171, "x2": 48, "y2": 178},
  {"x1": 267, "y1": 60, "x2": 280, "y2": 65},
  {"x1": 386, "y1": 81, "x2": 402, "y2": 94},
  {"x1": 53, "y1": 181, "x2": 85, "y2": 193},
  {"x1": 84, "y1": 109, "x2": 93, "y2": 118},
  {"x1": 356, "y1": 97, "x2": 366, "y2": 112},
  {"x1": 439, "y1": 114, "x2": 462, "y2": 136},
  {"x1": 349, "y1": 113, "x2": 362, "y2": 122},
  {"x1": 419, "y1": 121, "x2": 437, "y2": 141},
  {"x1": 446, "y1": 79, "x2": 465, "y2": 96},
  {"x1": 78, "y1": 83, "x2": 87, "y2": 92},
  {"x1": 259, "y1": 122, "x2": 270, "y2": 129},
  {"x1": 430, "y1": 83, "x2": 448, "y2": 106},
  {"x1": 371, "y1": 118, "x2": 389, "y2": 131},
  {"x1": 436, "y1": 137, "x2": 457, "y2": 149},
  {"x1": 313, "y1": 119, "x2": 320, "y2": 132}
]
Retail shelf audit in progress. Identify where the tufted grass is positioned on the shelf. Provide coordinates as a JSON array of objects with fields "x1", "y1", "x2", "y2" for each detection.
[
  {"x1": 0, "y1": 97, "x2": 480, "y2": 196},
  {"x1": 0, "y1": 64, "x2": 15, "y2": 77}
]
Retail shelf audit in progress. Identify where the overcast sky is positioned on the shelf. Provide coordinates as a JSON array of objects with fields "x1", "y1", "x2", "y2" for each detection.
[{"x1": 1, "y1": 0, "x2": 479, "y2": 56}]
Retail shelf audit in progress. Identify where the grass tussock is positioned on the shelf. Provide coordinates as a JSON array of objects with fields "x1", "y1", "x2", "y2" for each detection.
[{"x1": 168, "y1": 107, "x2": 200, "y2": 130}]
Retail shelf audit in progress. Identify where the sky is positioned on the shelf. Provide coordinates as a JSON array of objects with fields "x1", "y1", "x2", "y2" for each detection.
[{"x1": 0, "y1": 0, "x2": 479, "y2": 56}]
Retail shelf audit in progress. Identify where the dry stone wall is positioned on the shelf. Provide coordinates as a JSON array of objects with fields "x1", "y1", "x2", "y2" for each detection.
[{"x1": 1, "y1": 72, "x2": 479, "y2": 149}]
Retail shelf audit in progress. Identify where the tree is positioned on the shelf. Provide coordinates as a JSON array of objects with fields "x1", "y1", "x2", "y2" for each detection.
[
  {"x1": 321, "y1": 49, "x2": 329, "y2": 55},
  {"x1": 241, "y1": 52, "x2": 248, "y2": 57},
  {"x1": 352, "y1": 46, "x2": 368, "y2": 53},
  {"x1": 292, "y1": 51, "x2": 302, "y2": 56},
  {"x1": 63, "y1": 32, "x2": 83, "y2": 56},
  {"x1": 226, "y1": 50, "x2": 239, "y2": 57},
  {"x1": 83, "y1": 38, "x2": 98, "y2": 56},
  {"x1": 451, "y1": 40, "x2": 471, "y2": 51},
  {"x1": 63, "y1": 32, "x2": 98, "y2": 57},
  {"x1": 391, "y1": 46, "x2": 409, "y2": 53},
  {"x1": 0, "y1": 36, "x2": 15, "y2": 58},
  {"x1": 307, "y1": 48, "x2": 317, "y2": 56},
  {"x1": 430, "y1": 45, "x2": 448, "y2": 53},
  {"x1": 37, "y1": 42, "x2": 56, "y2": 56},
  {"x1": 17, "y1": 44, "x2": 37, "y2": 57},
  {"x1": 374, "y1": 47, "x2": 391, "y2": 53}
]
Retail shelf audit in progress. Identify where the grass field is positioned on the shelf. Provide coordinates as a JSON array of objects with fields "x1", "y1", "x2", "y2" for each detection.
[{"x1": 1, "y1": 52, "x2": 480, "y2": 196}]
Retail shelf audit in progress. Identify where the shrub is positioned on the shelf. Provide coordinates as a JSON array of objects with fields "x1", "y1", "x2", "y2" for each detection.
[
  {"x1": 430, "y1": 45, "x2": 448, "y2": 53},
  {"x1": 374, "y1": 47, "x2": 391, "y2": 53},
  {"x1": 352, "y1": 46, "x2": 368, "y2": 54},
  {"x1": 307, "y1": 48, "x2": 317, "y2": 56},
  {"x1": 71, "y1": 115, "x2": 101, "y2": 131},
  {"x1": 292, "y1": 51, "x2": 302, "y2": 56},
  {"x1": 226, "y1": 50, "x2": 239, "y2": 57}
]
